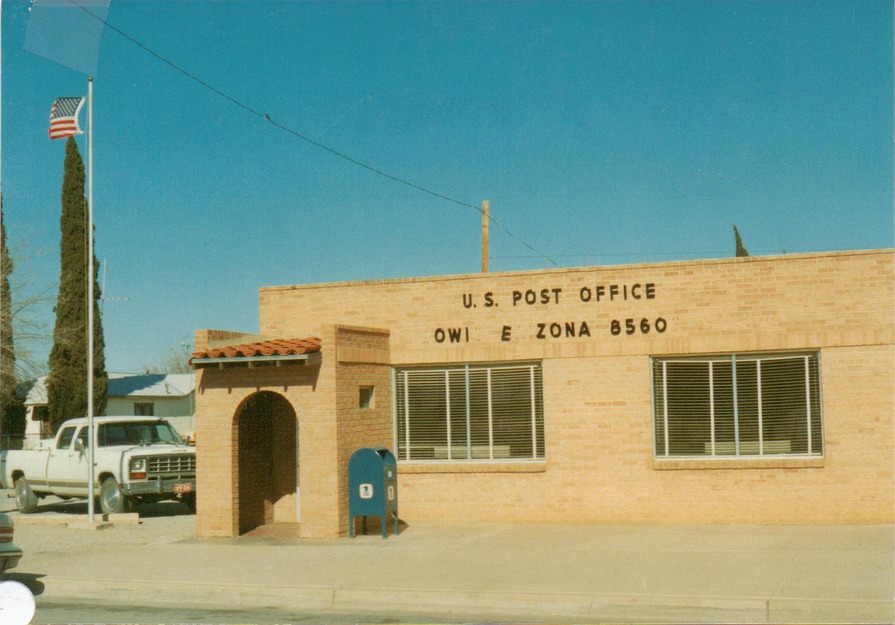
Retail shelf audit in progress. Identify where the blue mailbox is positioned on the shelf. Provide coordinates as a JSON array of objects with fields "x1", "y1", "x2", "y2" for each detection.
[{"x1": 348, "y1": 447, "x2": 399, "y2": 538}]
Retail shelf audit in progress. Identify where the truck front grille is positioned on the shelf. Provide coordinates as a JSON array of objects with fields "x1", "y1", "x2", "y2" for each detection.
[{"x1": 147, "y1": 454, "x2": 196, "y2": 477}]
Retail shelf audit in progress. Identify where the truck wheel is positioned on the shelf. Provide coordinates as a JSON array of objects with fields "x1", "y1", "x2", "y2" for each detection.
[
  {"x1": 99, "y1": 477, "x2": 132, "y2": 514},
  {"x1": 183, "y1": 493, "x2": 196, "y2": 514},
  {"x1": 14, "y1": 477, "x2": 38, "y2": 514}
]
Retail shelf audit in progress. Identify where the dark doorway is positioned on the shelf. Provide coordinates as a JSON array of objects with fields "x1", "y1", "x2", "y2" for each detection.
[{"x1": 236, "y1": 391, "x2": 297, "y2": 534}]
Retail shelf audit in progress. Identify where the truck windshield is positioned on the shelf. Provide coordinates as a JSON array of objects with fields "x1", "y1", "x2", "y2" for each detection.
[{"x1": 97, "y1": 422, "x2": 183, "y2": 447}]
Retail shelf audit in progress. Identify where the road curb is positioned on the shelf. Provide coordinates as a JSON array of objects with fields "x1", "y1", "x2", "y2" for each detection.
[
  {"x1": 31, "y1": 576, "x2": 895, "y2": 623},
  {"x1": 767, "y1": 597, "x2": 895, "y2": 624},
  {"x1": 10, "y1": 513, "x2": 140, "y2": 527}
]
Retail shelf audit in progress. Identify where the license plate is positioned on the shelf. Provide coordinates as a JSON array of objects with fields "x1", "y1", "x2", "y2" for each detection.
[{"x1": 174, "y1": 483, "x2": 192, "y2": 494}]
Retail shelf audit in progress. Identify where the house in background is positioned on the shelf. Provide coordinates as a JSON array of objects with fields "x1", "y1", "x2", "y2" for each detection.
[{"x1": 12, "y1": 372, "x2": 195, "y2": 449}]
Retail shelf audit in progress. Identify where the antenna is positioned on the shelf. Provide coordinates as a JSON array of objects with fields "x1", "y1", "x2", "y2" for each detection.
[
  {"x1": 481, "y1": 200, "x2": 489, "y2": 273},
  {"x1": 100, "y1": 258, "x2": 131, "y2": 314}
]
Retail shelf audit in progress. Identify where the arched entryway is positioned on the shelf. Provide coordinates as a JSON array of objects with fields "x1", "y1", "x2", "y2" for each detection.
[{"x1": 235, "y1": 391, "x2": 297, "y2": 534}]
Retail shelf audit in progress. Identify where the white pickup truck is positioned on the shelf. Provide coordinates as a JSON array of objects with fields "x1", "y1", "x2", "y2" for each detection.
[{"x1": 0, "y1": 416, "x2": 196, "y2": 515}]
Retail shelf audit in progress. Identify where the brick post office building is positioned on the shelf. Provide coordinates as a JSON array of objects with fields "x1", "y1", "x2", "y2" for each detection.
[{"x1": 191, "y1": 249, "x2": 893, "y2": 538}]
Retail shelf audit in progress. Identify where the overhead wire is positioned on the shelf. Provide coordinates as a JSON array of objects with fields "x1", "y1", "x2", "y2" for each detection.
[{"x1": 65, "y1": 0, "x2": 559, "y2": 267}]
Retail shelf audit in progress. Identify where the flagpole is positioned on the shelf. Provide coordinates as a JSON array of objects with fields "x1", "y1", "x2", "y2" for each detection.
[{"x1": 87, "y1": 76, "x2": 96, "y2": 524}]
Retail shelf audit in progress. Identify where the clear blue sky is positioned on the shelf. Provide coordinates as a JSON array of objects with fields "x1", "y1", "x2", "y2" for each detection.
[{"x1": 2, "y1": 0, "x2": 893, "y2": 375}]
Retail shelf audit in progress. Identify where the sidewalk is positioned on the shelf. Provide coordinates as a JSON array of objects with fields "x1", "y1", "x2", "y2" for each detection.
[{"x1": 3, "y1": 496, "x2": 893, "y2": 623}]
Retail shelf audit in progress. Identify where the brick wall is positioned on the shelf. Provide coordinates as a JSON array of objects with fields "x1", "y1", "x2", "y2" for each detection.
[
  {"x1": 248, "y1": 250, "x2": 893, "y2": 525},
  {"x1": 194, "y1": 326, "x2": 391, "y2": 538},
  {"x1": 334, "y1": 326, "x2": 392, "y2": 535},
  {"x1": 193, "y1": 358, "x2": 324, "y2": 536}
]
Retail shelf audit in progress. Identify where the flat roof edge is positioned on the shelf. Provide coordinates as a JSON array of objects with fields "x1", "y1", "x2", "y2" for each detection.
[{"x1": 259, "y1": 248, "x2": 894, "y2": 293}]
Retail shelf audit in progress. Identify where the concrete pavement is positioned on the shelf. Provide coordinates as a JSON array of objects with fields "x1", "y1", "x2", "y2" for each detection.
[{"x1": 3, "y1": 496, "x2": 893, "y2": 623}]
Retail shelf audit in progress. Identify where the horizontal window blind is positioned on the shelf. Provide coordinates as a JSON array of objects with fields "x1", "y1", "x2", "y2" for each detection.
[
  {"x1": 395, "y1": 363, "x2": 545, "y2": 461},
  {"x1": 653, "y1": 353, "x2": 822, "y2": 458}
]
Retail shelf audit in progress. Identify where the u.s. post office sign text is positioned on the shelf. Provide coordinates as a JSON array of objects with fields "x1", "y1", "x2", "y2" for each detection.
[{"x1": 433, "y1": 282, "x2": 666, "y2": 344}]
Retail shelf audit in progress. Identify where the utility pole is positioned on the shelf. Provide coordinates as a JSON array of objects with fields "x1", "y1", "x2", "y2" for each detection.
[{"x1": 481, "y1": 200, "x2": 489, "y2": 273}]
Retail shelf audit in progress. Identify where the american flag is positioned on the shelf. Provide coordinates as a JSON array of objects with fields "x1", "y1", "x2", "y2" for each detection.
[{"x1": 48, "y1": 97, "x2": 85, "y2": 140}]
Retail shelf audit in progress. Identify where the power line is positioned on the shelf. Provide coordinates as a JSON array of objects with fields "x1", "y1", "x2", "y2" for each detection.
[{"x1": 65, "y1": 0, "x2": 558, "y2": 267}]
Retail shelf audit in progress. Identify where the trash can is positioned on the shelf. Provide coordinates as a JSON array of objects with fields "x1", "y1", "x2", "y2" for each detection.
[{"x1": 348, "y1": 447, "x2": 399, "y2": 538}]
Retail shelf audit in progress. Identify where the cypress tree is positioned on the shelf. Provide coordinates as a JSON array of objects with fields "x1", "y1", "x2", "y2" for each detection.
[
  {"x1": 47, "y1": 137, "x2": 107, "y2": 433},
  {"x1": 734, "y1": 225, "x2": 750, "y2": 257},
  {"x1": 0, "y1": 201, "x2": 19, "y2": 446}
]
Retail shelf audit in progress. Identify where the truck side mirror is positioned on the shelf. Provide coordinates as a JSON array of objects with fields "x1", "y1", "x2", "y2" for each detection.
[{"x1": 74, "y1": 439, "x2": 85, "y2": 453}]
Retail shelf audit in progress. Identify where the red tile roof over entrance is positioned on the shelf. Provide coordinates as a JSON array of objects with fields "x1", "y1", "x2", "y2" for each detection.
[{"x1": 192, "y1": 337, "x2": 321, "y2": 361}]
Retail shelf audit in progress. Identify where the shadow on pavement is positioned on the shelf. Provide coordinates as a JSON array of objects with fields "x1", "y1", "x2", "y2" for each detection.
[
  {"x1": 3, "y1": 572, "x2": 46, "y2": 597},
  {"x1": 6, "y1": 496, "x2": 192, "y2": 518}
]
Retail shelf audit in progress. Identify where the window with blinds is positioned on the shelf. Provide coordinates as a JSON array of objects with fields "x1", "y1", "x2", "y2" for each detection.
[
  {"x1": 394, "y1": 362, "x2": 545, "y2": 462},
  {"x1": 652, "y1": 353, "x2": 823, "y2": 458}
]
